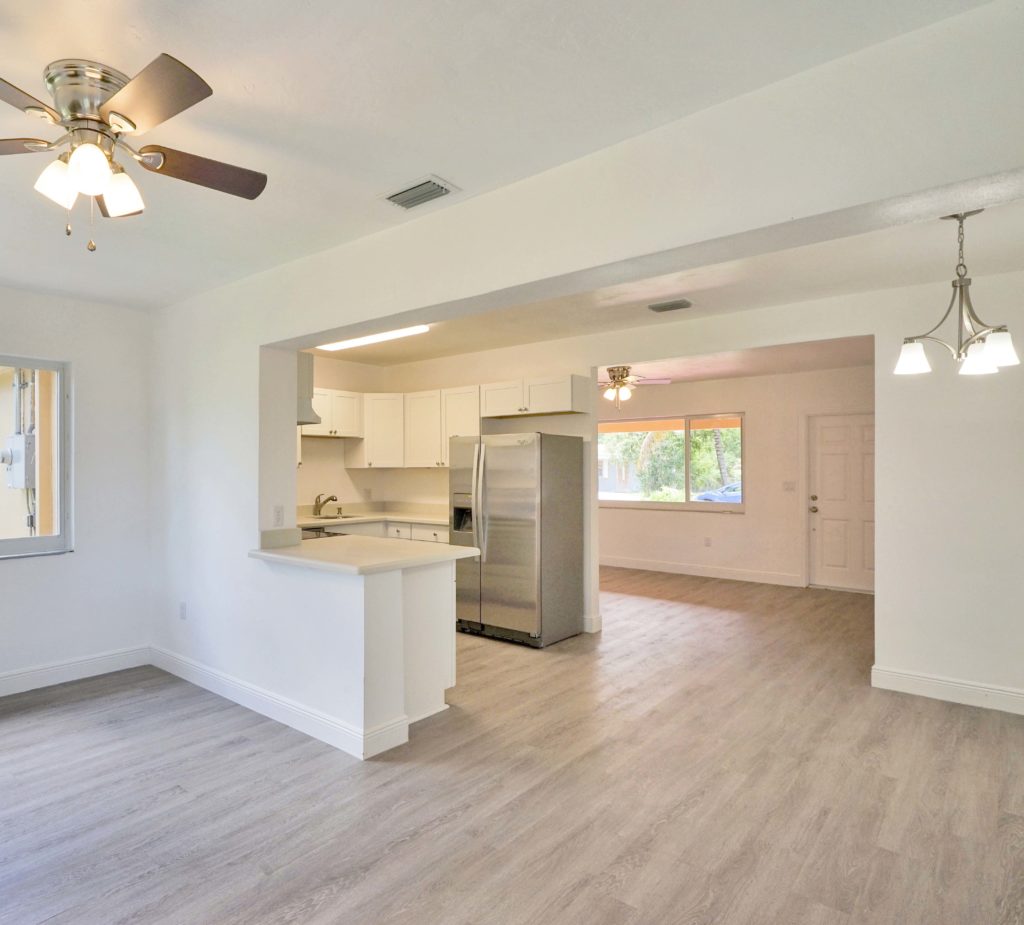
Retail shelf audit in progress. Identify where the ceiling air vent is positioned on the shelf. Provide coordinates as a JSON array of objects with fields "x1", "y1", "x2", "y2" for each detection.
[
  {"x1": 386, "y1": 176, "x2": 457, "y2": 209},
  {"x1": 648, "y1": 298, "x2": 693, "y2": 313}
]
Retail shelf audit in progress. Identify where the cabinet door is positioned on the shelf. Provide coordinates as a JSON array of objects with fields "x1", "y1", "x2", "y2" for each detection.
[
  {"x1": 325, "y1": 521, "x2": 386, "y2": 538},
  {"x1": 480, "y1": 380, "x2": 524, "y2": 417},
  {"x1": 301, "y1": 388, "x2": 333, "y2": 436},
  {"x1": 440, "y1": 386, "x2": 480, "y2": 466},
  {"x1": 404, "y1": 390, "x2": 443, "y2": 467},
  {"x1": 411, "y1": 524, "x2": 448, "y2": 543},
  {"x1": 524, "y1": 376, "x2": 573, "y2": 414},
  {"x1": 365, "y1": 393, "x2": 405, "y2": 467},
  {"x1": 332, "y1": 391, "x2": 363, "y2": 437}
]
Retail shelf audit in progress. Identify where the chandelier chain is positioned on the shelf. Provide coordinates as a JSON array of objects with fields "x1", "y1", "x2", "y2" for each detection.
[{"x1": 956, "y1": 215, "x2": 967, "y2": 279}]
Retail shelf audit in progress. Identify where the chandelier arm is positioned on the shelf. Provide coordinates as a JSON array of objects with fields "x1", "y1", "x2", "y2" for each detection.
[
  {"x1": 960, "y1": 285, "x2": 1000, "y2": 334},
  {"x1": 907, "y1": 288, "x2": 958, "y2": 342},
  {"x1": 914, "y1": 335, "x2": 959, "y2": 359}
]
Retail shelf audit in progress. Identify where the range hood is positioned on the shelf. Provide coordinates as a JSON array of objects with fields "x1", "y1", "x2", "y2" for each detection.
[{"x1": 297, "y1": 352, "x2": 321, "y2": 426}]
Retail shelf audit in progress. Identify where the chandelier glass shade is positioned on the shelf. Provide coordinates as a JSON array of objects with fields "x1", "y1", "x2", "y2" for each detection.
[{"x1": 895, "y1": 210, "x2": 1018, "y2": 376}]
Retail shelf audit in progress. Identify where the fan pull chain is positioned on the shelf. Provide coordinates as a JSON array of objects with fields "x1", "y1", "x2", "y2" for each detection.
[{"x1": 87, "y1": 196, "x2": 97, "y2": 252}]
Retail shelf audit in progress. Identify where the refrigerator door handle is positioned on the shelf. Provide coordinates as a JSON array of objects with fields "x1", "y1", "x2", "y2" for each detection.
[
  {"x1": 478, "y1": 442, "x2": 488, "y2": 563},
  {"x1": 469, "y1": 441, "x2": 480, "y2": 553}
]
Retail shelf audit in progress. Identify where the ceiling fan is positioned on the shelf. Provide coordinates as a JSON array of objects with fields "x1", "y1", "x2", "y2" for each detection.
[
  {"x1": 0, "y1": 54, "x2": 267, "y2": 246},
  {"x1": 599, "y1": 365, "x2": 672, "y2": 408}
]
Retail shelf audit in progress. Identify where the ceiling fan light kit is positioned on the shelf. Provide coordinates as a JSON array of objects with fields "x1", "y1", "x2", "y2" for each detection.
[
  {"x1": 0, "y1": 54, "x2": 267, "y2": 251},
  {"x1": 895, "y1": 210, "x2": 1018, "y2": 377}
]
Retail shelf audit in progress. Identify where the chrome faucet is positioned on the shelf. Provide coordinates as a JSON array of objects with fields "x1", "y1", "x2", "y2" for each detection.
[{"x1": 313, "y1": 493, "x2": 338, "y2": 516}]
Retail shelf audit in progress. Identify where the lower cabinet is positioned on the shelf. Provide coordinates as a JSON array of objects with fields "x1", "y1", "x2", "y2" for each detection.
[
  {"x1": 325, "y1": 521, "x2": 387, "y2": 538},
  {"x1": 411, "y1": 524, "x2": 449, "y2": 543},
  {"x1": 324, "y1": 520, "x2": 449, "y2": 542}
]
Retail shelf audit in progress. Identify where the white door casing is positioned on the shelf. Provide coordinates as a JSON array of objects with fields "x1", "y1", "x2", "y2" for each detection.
[{"x1": 809, "y1": 413, "x2": 875, "y2": 592}]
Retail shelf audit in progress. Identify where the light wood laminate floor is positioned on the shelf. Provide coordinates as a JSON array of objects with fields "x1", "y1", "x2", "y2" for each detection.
[{"x1": 3, "y1": 568, "x2": 1023, "y2": 924}]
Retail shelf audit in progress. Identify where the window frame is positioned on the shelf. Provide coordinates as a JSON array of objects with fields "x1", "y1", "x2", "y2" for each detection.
[
  {"x1": 598, "y1": 412, "x2": 745, "y2": 513},
  {"x1": 0, "y1": 355, "x2": 72, "y2": 560}
]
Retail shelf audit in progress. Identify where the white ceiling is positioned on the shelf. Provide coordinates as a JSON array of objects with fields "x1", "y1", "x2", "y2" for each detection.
[
  {"x1": 311, "y1": 198, "x2": 1024, "y2": 365},
  {"x1": 0, "y1": 0, "x2": 990, "y2": 308},
  {"x1": 600, "y1": 336, "x2": 875, "y2": 385}
]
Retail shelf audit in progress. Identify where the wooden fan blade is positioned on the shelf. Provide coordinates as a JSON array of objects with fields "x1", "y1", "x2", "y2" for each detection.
[
  {"x1": 100, "y1": 54, "x2": 211, "y2": 134},
  {"x1": 0, "y1": 138, "x2": 50, "y2": 155},
  {"x1": 139, "y1": 145, "x2": 267, "y2": 199},
  {"x1": 0, "y1": 77, "x2": 60, "y2": 123}
]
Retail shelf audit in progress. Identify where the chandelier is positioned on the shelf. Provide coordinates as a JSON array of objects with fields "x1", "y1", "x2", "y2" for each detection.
[{"x1": 894, "y1": 210, "x2": 1018, "y2": 376}]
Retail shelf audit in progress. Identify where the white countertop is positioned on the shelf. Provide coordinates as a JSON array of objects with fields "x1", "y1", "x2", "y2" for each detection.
[
  {"x1": 249, "y1": 535, "x2": 478, "y2": 575},
  {"x1": 297, "y1": 511, "x2": 449, "y2": 529}
]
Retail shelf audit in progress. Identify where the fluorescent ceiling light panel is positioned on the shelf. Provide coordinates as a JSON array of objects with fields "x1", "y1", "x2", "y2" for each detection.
[{"x1": 318, "y1": 324, "x2": 430, "y2": 352}]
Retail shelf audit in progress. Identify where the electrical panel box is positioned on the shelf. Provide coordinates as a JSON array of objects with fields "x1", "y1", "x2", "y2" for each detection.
[{"x1": 4, "y1": 434, "x2": 36, "y2": 490}]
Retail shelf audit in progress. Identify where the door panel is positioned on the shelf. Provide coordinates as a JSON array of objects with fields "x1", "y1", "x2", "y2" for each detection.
[
  {"x1": 809, "y1": 413, "x2": 875, "y2": 592},
  {"x1": 480, "y1": 435, "x2": 541, "y2": 635}
]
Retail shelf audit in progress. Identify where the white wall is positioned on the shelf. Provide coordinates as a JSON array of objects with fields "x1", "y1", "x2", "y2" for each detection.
[
  {"x1": 597, "y1": 366, "x2": 874, "y2": 584},
  {"x1": 135, "y1": 2, "x2": 1024, "y2": 727},
  {"x1": 0, "y1": 286, "x2": 153, "y2": 692}
]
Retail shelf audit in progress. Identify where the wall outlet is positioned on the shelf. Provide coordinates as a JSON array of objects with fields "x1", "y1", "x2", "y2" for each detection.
[
  {"x1": 782, "y1": 480, "x2": 797, "y2": 492},
  {"x1": 704, "y1": 536, "x2": 712, "y2": 548},
  {"x1": 178, "y1": 601, "x2": 187, "y2": 621},
  {"x1": 273, "y1": 504, "x2": 284, "y2": 527}
]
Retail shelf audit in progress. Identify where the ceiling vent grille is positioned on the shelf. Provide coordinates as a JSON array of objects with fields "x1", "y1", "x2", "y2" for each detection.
[
  {"x1": 386, "y1": 176, "x2": 456, "y2": 209},
  {"x1": 648, "y1": 298, "x2": 693, "y2": 313}
]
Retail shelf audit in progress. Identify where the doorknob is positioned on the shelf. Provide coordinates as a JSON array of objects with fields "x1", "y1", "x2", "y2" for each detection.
[{"x1": 809, "y1": 506, "x2": 819, "y2": 513}]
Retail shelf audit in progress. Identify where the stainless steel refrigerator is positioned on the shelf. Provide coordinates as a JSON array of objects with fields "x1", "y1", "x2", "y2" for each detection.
[{"x1": 449, "y1": 433, "x2": 584, "y2": 647}]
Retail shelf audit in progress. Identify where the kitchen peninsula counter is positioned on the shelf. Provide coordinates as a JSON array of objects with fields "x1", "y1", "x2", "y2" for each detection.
[
  {"x1": 249, "y1": 534, "x2": 476, "y2": 575},
  {"x1": 247, "y1": 534, "x2": 478, "y2": 760}
]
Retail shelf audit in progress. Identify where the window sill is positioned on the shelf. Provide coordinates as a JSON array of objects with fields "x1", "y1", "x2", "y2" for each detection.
[
  {"x1": 599, "y1": 501, "x2": 744, "y2": 514},
  {"x1": 0, "y1": 547, "x2": 73, "y2": 561}
]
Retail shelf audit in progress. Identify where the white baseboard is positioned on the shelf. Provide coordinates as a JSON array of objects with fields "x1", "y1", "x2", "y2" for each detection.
[
  {"x1": 150, "y1": 646, "x2": 407, "y2": 760},
  {"x1": 0, "y1": 646, "x2": 151, "y2": 698},
  {"x1": 872, "y1": 665, "x2": 1024, "y2": 716},
  {"x1": 600, "y1": 555, "x2": 804, "y2": 587}
]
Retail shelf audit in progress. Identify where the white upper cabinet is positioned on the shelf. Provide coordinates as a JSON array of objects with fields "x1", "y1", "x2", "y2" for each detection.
[
  {"x1": 480, "y1": 375, "x2": 589, "y2": 417},
  {"x1": 346, "y1": 393, "x2": 404, "y2": 468},
  {"x1": 480, "y1": 379, "x2": 524, "y2": 417},
  {"x1": 440, "y1": 386, "x2": 480, "y2": 466},
  {"x1": 301, "y1": 388, "x2": 363, "y2": 437},
  {"x1": 405, "y1": 386, "x2": 481, "y2": 467},
  {"x1": 301, "y1": 388, "x2": 333, "y2": 436},
  {"x1": 404, "y1": 390, "x2": 443, "y2": 468}
]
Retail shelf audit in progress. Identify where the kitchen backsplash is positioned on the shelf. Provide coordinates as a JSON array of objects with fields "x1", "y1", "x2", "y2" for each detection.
[{"x1": 297, "y1": 437, "x2": 449, "y2": 505}]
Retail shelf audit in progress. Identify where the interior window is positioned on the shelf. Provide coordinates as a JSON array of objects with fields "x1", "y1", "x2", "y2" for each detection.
[
  {"x1": 0, "y1": 359, "x2": 68, "y2": 557},
  {"x1": 598, "y1": 414, "x2": 743, "y2": 510}
]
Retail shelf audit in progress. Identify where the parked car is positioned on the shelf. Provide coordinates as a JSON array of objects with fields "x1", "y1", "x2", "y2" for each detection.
[{"x1": 695, "y1": 482, "x2": 743, "y2": 503}]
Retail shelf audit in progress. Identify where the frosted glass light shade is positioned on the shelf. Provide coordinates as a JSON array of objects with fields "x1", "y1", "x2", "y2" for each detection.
[
  {"x1": 103, "y1": 171, "x2": 144, "y2": 217},
  {"x1": 893, "y1": 341, "x2": 931, "y2": 375},
  {"x1": 985, "y1": 330, "x2": 1020, "y2": 367},
  {"x1": 959, "y1": 342, "x2": 998, "y2": 375},
  {"x1": 618, "y1": 386, "x2": 632, "y2": 401},
  {"x1": 33, "y1": 159, "x2": 78, "y2": 209},
  {"x1": 68, "y1": 142, "x2": 111, "y2": 195},
  {"x1": 603, "y1": 387, "x2": 616, "y2": 401}
]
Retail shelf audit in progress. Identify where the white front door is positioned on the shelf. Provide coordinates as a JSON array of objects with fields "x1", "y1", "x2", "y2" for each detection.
[{"x1": 809, "y1": 413, "x2": 875, "y2": 592}]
